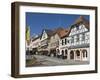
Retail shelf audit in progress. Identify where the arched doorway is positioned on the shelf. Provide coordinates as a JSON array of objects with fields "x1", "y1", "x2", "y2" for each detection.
[
  {"x1": 76, "y1": 50, "x2": 80, "y2": 56},
  {"x1": 70, "y1": 50, "x2": 74, "y2": 59},
  {"x1": 75, "y1": 50, "x2": 80, "y2": 60},
  {"x1": 56, "y1": 49, "x2": 60, "y2": 58},
  {"x1": 57, "y1": 49, "x2": 60, "y2": 53},
  {"x1": 82, "y1": 49, "x2": 88, "y2": 58},
  {"x1": 65, "y1": 49, "x2": 68, "y2": 59},
  {"x1": 50, "y1": 49, "x2": 56, "y2": 57},
  {"x1": 62, "y1": 50, "x2": 64, "y2": 59}
]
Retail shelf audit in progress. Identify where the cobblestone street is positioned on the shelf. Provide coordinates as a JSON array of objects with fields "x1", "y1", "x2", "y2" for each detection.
[{"x1": 31, "y1": 54, "x2": 89, "y2": 67}]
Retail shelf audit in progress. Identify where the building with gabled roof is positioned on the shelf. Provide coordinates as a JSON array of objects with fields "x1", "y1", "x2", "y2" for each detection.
[
  {"x1": 38, "y1": 29, "x2": 54, "y2": 55},
  {"x1": 29, "y1": 35, "x2": 41, "y2": 55},
  {"x1": 29, "y1": 16, "x2": 90, "y2": 62},
  {"x1": 59, "y1": 16, "x2": 90, "y2": 61},
  {"x1": 48, "y1": 27, "x2": 68, "y2": 57}
]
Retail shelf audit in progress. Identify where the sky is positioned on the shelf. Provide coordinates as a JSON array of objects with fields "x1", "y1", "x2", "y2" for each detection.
[{"x1": 26, "y1": 12, "x2": 89, "y2": 37}]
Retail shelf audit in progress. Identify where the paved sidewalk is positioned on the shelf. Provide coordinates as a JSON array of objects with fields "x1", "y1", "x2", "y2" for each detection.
[{"x1": 32, "y1": 55, "x2": 89, "y2": 67}]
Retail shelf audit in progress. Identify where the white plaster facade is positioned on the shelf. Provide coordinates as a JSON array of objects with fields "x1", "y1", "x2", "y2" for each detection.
[
  {"x1": 29, "y1": 36, "x2": 41, "y2": 54},
  {"x1": 48, "y1": 33, "x2": 60, "y2": 56},
  {"x1": 38, "y1": 29, "x2": 53, "y2": 55},
  {"x1": 59, "y1": 24, "x2": 89, "y2": 61},
  {"x1": 40, "y1": 30, "x2": 49, "y2": 49}
]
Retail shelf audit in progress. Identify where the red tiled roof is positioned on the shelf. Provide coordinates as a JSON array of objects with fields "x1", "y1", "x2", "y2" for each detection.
[
  {"x1": 61, "y1": 16, "x2": 89, "y2": 38},
  {"x1": 45, "y1": 29, "x2": 54, "y2": 37},
  {"x1": 53, "y1": 27, "x2": 68, "y2": 38},
  {"x1": 39, "y1": 16, "x2": 89, "y2": 39},
  {"x1": 40, "y1": 29, "x2": 54, "y2": 39},
  {"x1": 74, "y1": 16, "x2": 89, "y2": 29}
]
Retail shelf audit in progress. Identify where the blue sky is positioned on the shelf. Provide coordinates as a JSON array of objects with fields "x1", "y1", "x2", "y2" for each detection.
[{"x1": 26, "y1": 12, "x2": 89, "y2": 37}]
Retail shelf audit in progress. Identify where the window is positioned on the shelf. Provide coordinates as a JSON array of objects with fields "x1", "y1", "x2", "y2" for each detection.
[
  {"x1": 65, "y1": 38, "x2": 67, "y2": 44},
  {"x1": 86, "y1": 34, "x2": 89, "y2": 40},
  {"x1": 67, "y1": 40, "x2": 69, "y2": 44},
  {"x1": 82, "y1": 34, "x2": 85, "y2": 41},
  {"x1": 76, "y1": 26, "x2": 79, "y2": 30},
  {"x1": 62, "y1": 40, "x2": 64, "y2": 45},
  {"x1": 71, "y1": 37, "x2": 74, "y2": 43},
  {"x1": 76, "y1": 35, "x2": 79, "y2": 42}
]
